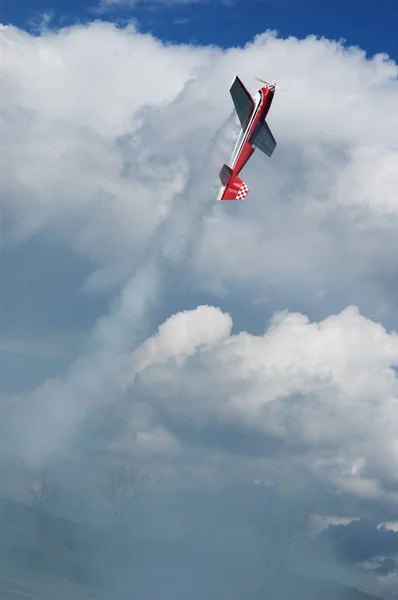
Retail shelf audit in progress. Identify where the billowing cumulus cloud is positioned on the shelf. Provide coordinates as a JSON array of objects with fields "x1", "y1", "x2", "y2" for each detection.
[
  {"x1": 130, "y1": 305, "x2": 233, "y2": 375},
  {"x1": 2, "y1": 18, "x2": 398, "y2": 596},
  {"x1": 126, "y1": 304, "x2": 398, "y2": 502}
]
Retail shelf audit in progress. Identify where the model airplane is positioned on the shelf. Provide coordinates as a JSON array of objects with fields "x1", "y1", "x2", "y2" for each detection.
[{"x1": 217, "y1": 75, "x2": 277, "y2": 201}]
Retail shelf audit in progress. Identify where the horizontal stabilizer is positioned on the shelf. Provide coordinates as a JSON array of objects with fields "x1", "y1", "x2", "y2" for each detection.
[
  {"x1": 219, "y1": 175, "x2": 249, "y2": 201},
  {"x1": 230, "y1": 76, "x2": 255, "y2": 129},
  {"x1": 219, "y1": 163, "x2": 233, "y2": 186},
  {"x1": 250, "y1": 119, "x2": 276, "y2": 157}
]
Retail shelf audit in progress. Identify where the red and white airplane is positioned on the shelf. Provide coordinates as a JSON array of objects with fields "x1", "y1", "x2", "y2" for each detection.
[{"x1": 217, "y1": 75, "x2": 277, "y2": 201}]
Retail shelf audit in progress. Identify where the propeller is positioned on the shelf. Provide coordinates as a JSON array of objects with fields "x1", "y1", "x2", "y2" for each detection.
[{"x1": 255, "y1": 77, "x2": 288, "y2": 92}]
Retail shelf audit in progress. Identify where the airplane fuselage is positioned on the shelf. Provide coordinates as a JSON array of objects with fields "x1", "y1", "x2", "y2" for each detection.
[
  {"x1": 229, "y1": 86, "x2": 275, "y2": 178},
  {"x1": 217, "y1": 76, "x2": 277, "y2": 201}
]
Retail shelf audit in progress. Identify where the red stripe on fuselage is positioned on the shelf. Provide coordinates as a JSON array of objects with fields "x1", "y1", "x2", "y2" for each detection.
[{"x1": 232, "y1": 87, "x2": 274, "y2": 177}]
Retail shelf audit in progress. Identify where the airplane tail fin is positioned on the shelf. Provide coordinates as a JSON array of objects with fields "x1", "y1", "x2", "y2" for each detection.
[
  {"x1": 218, "y1": 163, "x2": 249, "y2": 200},
  {"x1": 218, "y1": 174, "x2": 249, "y2": 202}
]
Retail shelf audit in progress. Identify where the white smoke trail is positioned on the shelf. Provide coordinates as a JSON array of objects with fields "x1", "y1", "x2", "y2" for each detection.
[
  {"x1": 8, "y1": 108, "x2": 239, "y2": 466},
  {"x1": 160, "y1": 110, "x2": 239, "y2": 263}
]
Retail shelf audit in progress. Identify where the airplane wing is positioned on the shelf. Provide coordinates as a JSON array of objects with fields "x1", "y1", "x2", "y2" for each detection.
[
  {"x1": 230, "y1": 76, "x2": 255, "y2": 129},
  {"x1": 250, "y1": 120, "x2": 277, "y2": 157}
]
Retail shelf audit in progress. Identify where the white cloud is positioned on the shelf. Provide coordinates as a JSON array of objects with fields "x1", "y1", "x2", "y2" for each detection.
[
  {"x1": 95, "y1": 0, "x2": 256, "y2": 8},
  {"x1": 96, "y1": 0, "x2": 209, "y2": 10},
  {"x1": 2, "y1": 19, "x2": 398, "y2": 536},
  {"x1": 129, "y1": 305, "x2": 232, "y2": 376},
  {"x1": 176, "y1": 36, "x2": 398, "y2": 311},
  {"x1": 0, "y1": 22, "x2": 206, "y2": 135},
  {"x1": 126, "y1": 304, "x2": 398, "y2": 502},
  {"x1": 0, "y1": 21, "x2": 218, "y2": 292},
  {"x1": 312, "y1": 515, "x2": 360, "y2": 535}
]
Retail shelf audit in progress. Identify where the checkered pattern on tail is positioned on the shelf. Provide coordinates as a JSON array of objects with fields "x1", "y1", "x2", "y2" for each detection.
[
  {"x1": 219, "y1": 173, "x2": 249, "y2": 201},
  {"x1": 236, "y1": 182, "x2": 249, "y2": 200}
]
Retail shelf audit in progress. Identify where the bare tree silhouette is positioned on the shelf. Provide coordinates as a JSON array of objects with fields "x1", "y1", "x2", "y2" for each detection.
[
  {"x1": 25, "y1": 470, "x2": 59, "y2": 516},
  {"x1": 24, "y1": 469, "x2": 60, "y2": 571},
  {"x1": 103, "y1": 460, "x2": 149, "y2": 525}
]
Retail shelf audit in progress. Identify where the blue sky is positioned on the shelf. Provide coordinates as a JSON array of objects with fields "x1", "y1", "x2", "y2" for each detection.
[{"x1": 3, "y1": 0, "x2": 398, "y2": 62}]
